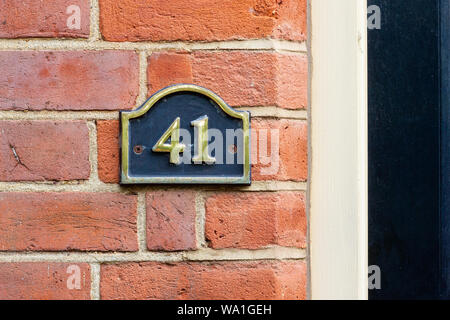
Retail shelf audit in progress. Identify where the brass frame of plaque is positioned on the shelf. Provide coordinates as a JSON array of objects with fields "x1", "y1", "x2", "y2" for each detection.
[{"x1": 120, "y1": 84, "x2": 250, "y2": 184}]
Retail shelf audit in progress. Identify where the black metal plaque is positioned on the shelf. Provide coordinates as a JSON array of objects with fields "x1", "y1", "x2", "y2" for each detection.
[{"x1": 120, "y1": 84, "x2": 250, "y2": 184}]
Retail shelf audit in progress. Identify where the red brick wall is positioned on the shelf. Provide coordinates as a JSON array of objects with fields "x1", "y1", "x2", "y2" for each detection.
[{"x1": 0, "y1": 0, "x2": 308, "y2": 300}]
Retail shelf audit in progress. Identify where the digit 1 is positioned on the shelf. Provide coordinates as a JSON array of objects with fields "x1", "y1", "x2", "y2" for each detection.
[
  {"x1": 191, "y1": 115, "x2": 216, "y2": 164},
  {"x1": 152, "y1": 117, "x2": 186, "y2": 165}
]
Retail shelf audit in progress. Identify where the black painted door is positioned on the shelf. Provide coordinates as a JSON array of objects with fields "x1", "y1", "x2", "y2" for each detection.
[{"x1": 368, "y1": 0, "x2": 449, "y2": 299}]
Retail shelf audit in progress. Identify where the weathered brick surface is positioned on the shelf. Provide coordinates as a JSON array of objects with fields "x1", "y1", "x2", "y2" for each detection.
[
  {"x1": 97, "y1": 120, "x2": 120, "y2": 183},
  {"x1": 0, "y1": 193, "x2": 138, "y2": 251},
  {"x1": 100, "y1": 261, "x2": 306, "y2": 300},
  {"x1": 0, "y1": 0, "x2": 90, "y2": 39},
  {"x1": 148, "y1": 51, "x2": 307, "y2": 109},
  {"x1": 0, "y1": 0, "x2": 309, "y2": 301},
  {"x1": 0, "y1": 121, "x2": 90, "y2": 181},
  {"x1": 205, "y1": 192, "x2": 306, "y2": 249},
  {"x1": 0, "y1": 263, "x2": 90, "y2": 300},
  {"x1": 252, "y1": 119, "x2": 308, "y2": 181},
  {"x1": 99, "y1": 0, "x2": 306, "y2": 42},
  {"x1": 0, "y1": 51, "x2": 139, "y2": 110},
  {"x1": 146, "y1": 191, "x2": 197, "y2": 251}
]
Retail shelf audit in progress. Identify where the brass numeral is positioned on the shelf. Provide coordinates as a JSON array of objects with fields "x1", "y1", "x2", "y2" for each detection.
[
  {"x1": 153, "y1": 116, "x2": 215, "y2": 165},
  {"x1": 152, "y1": 117, "x2": 186, "y2": 165},
  {"x1": 191, "y1": 116, "x2": 216, "y2": 164}
]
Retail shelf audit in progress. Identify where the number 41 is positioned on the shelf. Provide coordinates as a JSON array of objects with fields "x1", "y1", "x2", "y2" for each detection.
[{"x1": 152, "y1": 116, "x2": 216, "y2": 165}]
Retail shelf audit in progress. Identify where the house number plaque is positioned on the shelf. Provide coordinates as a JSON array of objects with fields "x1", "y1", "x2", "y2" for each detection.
[{"x1": 120, "y1": 84, "x2": 250, "y2": 184}]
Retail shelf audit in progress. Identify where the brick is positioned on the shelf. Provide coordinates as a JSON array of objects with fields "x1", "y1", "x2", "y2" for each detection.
[
  {"x1": 0, "y1": 121, "x2": 90, "y2": 181},
  {"x1": 0, "y1": 263, "x2": 90, "y2": 300},
  {"x1": 147, "y1": 52, "x2": 193, "y2": 95},
  {"x1": 146, "y1": 191, "x2": 197, "y2": 251},
  {"x1": 97, "y1": 120, "x2": 120, "y2": 183},
  {"x1": 100, "y1": 261, "x2": 306, "y2": 300},
  {"x1": 252, "y1": 119, "x2": 308, "y2": 181},
  {"x1": 0, "y1": 51, "x2": 139, "y2": 111},
  {"x1": 0, "y1": 193, "x2": 138, "y2": 251},
  {"x1": 148, "y1": 51, "x2": 307, "y2": 109},
  {"x1": 0, "y1": 0, "x2": 90, "y2": 39},
  {"x1": 205, "y1": 192, "x2": 306, "y2": 249},
  {"x1": 99, "y1": 0, "x2": 306, "y2": 42}
]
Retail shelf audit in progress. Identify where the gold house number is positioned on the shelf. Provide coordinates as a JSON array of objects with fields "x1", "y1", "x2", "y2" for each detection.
[{"x1": 152, "y1": 115, "x2": 216, "y2": 165}]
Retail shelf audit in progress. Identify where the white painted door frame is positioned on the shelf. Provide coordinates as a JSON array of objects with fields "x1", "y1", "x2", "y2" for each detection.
[{"x1": 309, "y1": 0, "x2": 368, "y2": 300}]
